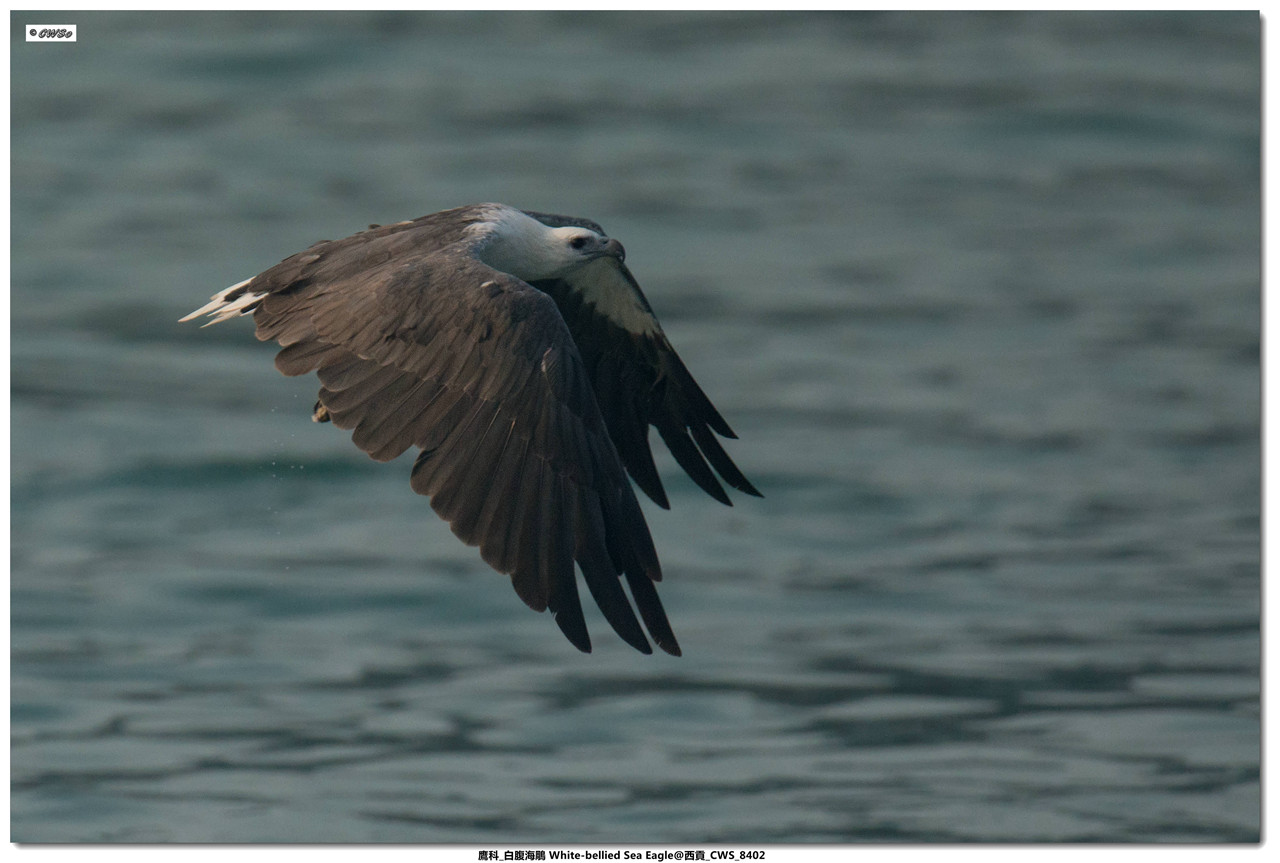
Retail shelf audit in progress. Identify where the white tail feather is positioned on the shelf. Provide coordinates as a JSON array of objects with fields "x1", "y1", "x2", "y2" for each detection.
[{"x1": 179, "y1": 279, "x2": 265, "y2": 326}]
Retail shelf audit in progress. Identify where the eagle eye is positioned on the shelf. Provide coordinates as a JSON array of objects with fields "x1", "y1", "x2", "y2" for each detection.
[{"x1": 569, "y1": 236, "x2": 589, "y2": 251}]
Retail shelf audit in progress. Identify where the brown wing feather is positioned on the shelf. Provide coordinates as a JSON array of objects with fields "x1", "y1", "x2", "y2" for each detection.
[{"x1": 242, "y1": 229, "x2": 678, "y2": 655}]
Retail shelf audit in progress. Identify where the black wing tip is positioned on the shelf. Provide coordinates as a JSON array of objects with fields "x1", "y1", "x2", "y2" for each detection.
[
  {"x1": 613, "y1": 622, "x2": 655, "y2": 655},
  {"x1": 555, "y1": 611, "x2": 593, "y2": 654},
  {"x1": 633, "y1": 472, "x2": 671, "y2": 510},
  {"x1": 551, "y1": 579, "x2": 681, "y2": 657},
  {"x1": 621, "y1": 567, "x2": 682, "y2": 657},
  {"x1": 709, "y1": 414, "x2": 737, "y2": 440},
  {"x1": 707, "y1": 481, "x2": 733, "y2": 506},
  {"x1": 649, "y1": 615, "x2": 682, "y2": 656},
  {"x1": 709, "y1": 483, "x2": 762, "y2": 507}
]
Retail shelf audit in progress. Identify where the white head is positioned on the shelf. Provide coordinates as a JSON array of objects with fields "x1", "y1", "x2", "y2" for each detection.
[{"x1": 471, "y1": 205, "x2": 625, "y2": 282}]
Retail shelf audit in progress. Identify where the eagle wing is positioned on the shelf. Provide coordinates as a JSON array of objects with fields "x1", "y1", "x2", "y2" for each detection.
[
  {"x1": 193, "y1": 227, "x2": 680, "y2": 655},
  {"x1": 523, "y1": 213, "x2": 761, "y2": 509}
]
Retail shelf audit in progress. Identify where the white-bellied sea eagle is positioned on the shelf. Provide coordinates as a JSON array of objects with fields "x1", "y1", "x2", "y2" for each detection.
[{"x1": 182, "y1": 203, "x2": 760, "y2": 655}]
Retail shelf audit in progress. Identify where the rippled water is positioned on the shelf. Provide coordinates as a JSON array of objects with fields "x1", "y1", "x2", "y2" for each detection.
[{"x1": 10, "y1": 11, "x2": 1260, "y2": 843}]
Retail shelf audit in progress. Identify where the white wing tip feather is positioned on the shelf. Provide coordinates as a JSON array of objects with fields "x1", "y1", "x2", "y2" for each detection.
[{"x1": 179, "y1": 278, "x2": 264, "y2": 326}]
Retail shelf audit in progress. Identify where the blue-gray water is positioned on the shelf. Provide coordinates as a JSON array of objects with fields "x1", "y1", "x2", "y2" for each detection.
[{"x1": 10, "y1": 11, "x2": 1260, "y2": 843}]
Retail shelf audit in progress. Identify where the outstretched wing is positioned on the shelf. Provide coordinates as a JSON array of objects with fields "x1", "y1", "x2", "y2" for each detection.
[
  {"x1": 523, "y1": 213, "x2": 761, "y2": 509},
  {"x1": 187, "y1": 228, "x2": 679, "y2": 655}
]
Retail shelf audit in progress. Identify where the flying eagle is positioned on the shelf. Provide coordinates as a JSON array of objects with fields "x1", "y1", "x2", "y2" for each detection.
[{"x1": 182, "y1": 203, "x2": 760, "y2": 655}]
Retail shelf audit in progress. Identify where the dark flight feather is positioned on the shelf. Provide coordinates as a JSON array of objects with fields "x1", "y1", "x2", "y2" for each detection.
[{"x1": 528, "y1": 250, "x2": 761, "y2": 509}]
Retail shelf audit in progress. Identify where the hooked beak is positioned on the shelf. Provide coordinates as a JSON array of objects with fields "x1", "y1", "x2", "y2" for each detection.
[{"x1": 601, "y1": 237, "x2": 626, "y2": 262}]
